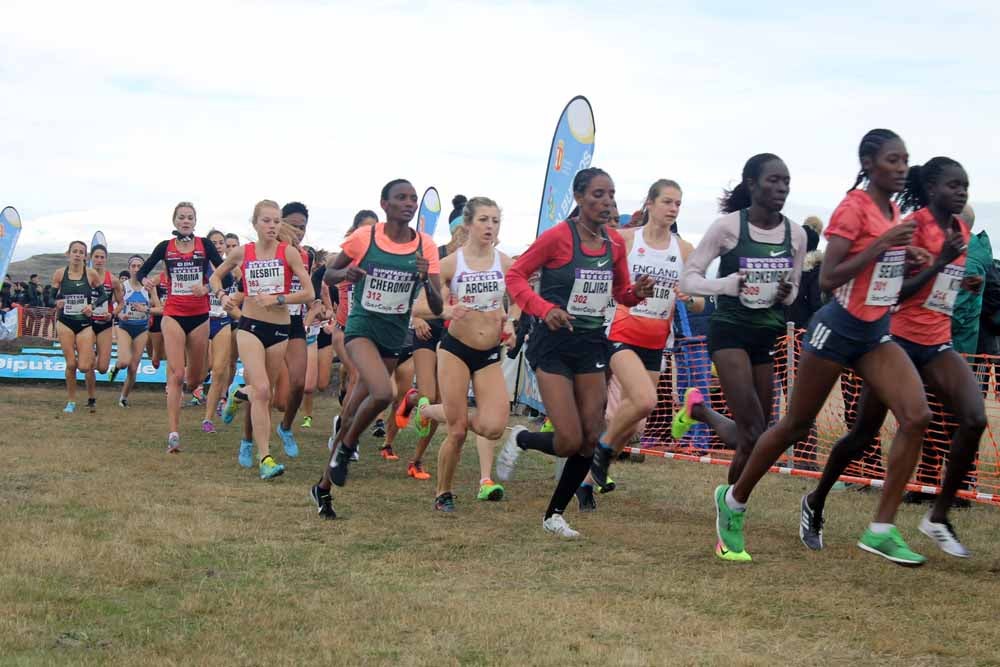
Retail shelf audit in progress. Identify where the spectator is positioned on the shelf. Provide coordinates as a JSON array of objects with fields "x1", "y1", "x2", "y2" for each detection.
[
  {"x1": 786, "y1": 216, "x2": 824, "y2": 329},
  {"x1": 0, "y1": 281, "x2": 12, "y2": 312},
  {"x1": 952, "y1": 204, "x2": 992, "y2": 357},
  {"x1": 26, "y1": 274, "x2": 43, "y2": 307}
]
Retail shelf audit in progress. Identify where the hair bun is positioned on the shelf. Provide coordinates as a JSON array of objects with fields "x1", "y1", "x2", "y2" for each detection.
[{"x1": 452, "y1": 195, "x2": 468, "y2": 209}]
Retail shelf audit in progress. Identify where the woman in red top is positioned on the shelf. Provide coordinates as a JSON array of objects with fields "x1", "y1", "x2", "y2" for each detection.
[
  {"x1": 713, "y1": 129, "x2": 935, "y2": 566},
  {"x1": 136, "y1": 202, "x2": 224, "y2": 453},
  {"x1": 85, "y1": 244, "x2": 123, "y2": 412},
  {"x1": 496, "y1": 168, "x2": 654, "y2": 538},
  {"x1": 800, "y1": 157, "x2": 984, "y2": 559}
]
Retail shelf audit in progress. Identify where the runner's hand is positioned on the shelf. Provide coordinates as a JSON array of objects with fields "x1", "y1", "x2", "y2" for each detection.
[
  {"x1": 189, "y1": 283, "x2": 209, "y2": 297},
  {"x1": 961, "y1": 275, "x2": 984, "y2": 293},
  {"x1": 938, "y1": 231, "x2": 966, "y2": 266},
  {"x1": 82, "y1": 304, "x2": 93, "y2": 317},
  {"x1": 412, "y1": 316, "x2": 431, "y2": 340},
  {"x1": 345, "y1": 266, "x2": 366, "y2": 283},
  {"x1": 776, "y1": 281, "x2": 793, "y2": 302},
  {"x1": 879, "y1": 221, "x2": 916, "y2": 250},
  {"x1": 415, "y1": 256, "x2": 429, "y2": 281},
  {"x1": 451, "y1": 305, "x2": 470, "y2": 321},
  {"x1": 633, "y1": 274, "x2": 656, "y2": 300},
  {"x1": 543, "y1": 307, "x2": 574, "y2": 332}
]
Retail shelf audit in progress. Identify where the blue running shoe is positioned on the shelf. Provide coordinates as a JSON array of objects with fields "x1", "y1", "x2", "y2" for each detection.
[
  {"x1": 63, "y1": 401, "x2": 76, "y2": 414},
  {"x1": 259, "y1": 455, "x2": 285, "y2": 480},
  {"x1": 222, "y1": 383, "x2": 242, "y2": 424},
  {"x1": 238, "y1": 439, "x2": 254, "y2": 468},
  {"x1": 277, "y1": 424, "x2": 299, "y2": 458}
]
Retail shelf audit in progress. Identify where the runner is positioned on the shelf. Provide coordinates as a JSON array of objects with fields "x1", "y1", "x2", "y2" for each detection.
[
  {"x1": 378, "y1": 339, "x2": 415, "y2": 461},
  {"x1": 412, "y1": 196, "x2": 514, "y2": 511},
  {"x1": 675, "y1": 154, "x2": 806, "y2": 484},
  {"x1": 301, "y1": 251, "x2": 335, "y2": 429},
  {"x1": 110, "y1": 255, "x2": 162, "y2": 406},
  {"x1": 52, "y1": 241, "x2": 107, "y2": 413},
  {"x1": 713, "y1": 129, "x2": 933, "y2": 565},
  {"x1": 202, "y1": 230, "x2": 234, "y2": 434},
  {"x1": 85, "y1": 244, "x2": 123, "y2": 412},
  {"x1": 310, "y1": 179, "x2": 443, "y2": 519},
  {"x1": 146, "y1": 272, "x2": 168, "y2": 370},
  {"x1": 496, "y1": 167, "x2": 655, "y2": 538},
  {"x1": 583, "y1": 179, "x2": 702, "y2": 509},
  {"x1": 210, "y1": 200, "x2": 315, "y2": 479},
  {"x1": 135, "y1": 202, "x2": 224, "y2": 453},
  {"x1": 800, "y1": 156, "x2": 983, "y2": 558}
]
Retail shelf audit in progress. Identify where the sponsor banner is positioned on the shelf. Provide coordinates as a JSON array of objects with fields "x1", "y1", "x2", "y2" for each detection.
[
  {"x1": 417, "y1": 187, "x2": 442, "y2": 238},
  {"x1": 535, "y1": 96, "x2": 595, "y2": 237},
  {"x1": 89, "y1": 230, "x2": 106, "y2": 268},
  {"x1": 0, "y1": 352, "x2": 244, "y2": 384},
  {"x1": 0, "y1": 206, "x2": 22, "y2": 282}
]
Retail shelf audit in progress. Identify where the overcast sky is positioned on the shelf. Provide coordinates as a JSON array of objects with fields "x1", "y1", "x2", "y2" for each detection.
[{"x1": 4, "y1": 0, "x2": 999, "y2": 262}]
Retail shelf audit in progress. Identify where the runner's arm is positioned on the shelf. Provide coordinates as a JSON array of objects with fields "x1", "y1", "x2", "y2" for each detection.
[
  {"x1": 135, "y1": 241, "x2": 168, "y2": 283},
  {"x1": 679, "y1": 218, "x2": 741, "y2": 297}
]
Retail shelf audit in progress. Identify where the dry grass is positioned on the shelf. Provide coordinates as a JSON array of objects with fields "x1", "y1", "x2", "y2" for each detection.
[{"x1": 2, "y1": 384, "x2": 999, "y2": 666}]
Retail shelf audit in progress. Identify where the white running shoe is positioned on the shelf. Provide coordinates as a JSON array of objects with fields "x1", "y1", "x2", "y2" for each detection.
[
  {"x1": 495, "y1": 425, "x2": 526, "y2": 482},
  {"x1": 543, "y1": 514, "x2": 580, "y2": 539},
  {"x1": 166, "y1": 432, "x2": 181, "y2": 454},
  {"x1": 918, "y1": 513, "x2": 970, "y2": 558},
  {"x1": 351, "y1": 444, "x2": 360, "y2": 462}
]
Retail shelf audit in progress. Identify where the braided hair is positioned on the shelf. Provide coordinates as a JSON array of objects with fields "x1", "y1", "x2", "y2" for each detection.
[
  {"x1": 897, "y1": 156, "x2": 963, "y2": 213},
  {"x1": 848, "y1": 129, "x2": 901, "y2": 192},
  {"x1": 572, "y1": 167, "x2": 610, "y2": 195}
]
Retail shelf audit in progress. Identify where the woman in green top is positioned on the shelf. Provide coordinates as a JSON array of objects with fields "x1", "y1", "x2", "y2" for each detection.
[
  {"x1": 52, "y1": 240, "x2": 108, "y2": 413},
  {"x1": 310, "y1": 179, "x2": 444, "y2": 519},
  {"x1": 677, "y1": 154, "x2": 807, "y2": 481}
]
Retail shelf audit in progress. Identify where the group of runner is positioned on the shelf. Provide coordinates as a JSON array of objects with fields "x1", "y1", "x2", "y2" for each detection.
[{"x1": 49, "y1": 127, "x2": 986, "y2": 566}]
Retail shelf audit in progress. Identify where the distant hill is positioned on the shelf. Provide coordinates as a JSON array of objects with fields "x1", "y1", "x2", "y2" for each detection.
[{"x1": 6, "y1": 253, "x2": 138, "y2": 283}]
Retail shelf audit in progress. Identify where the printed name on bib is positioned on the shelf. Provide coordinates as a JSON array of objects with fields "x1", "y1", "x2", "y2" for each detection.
[
  {"x1": 630, "y1": 264, "x2": 679, "y2": 320},
  {"x1": 362, "y1": 267, "x2": 415, "y2": 314},
  {"x1": 924, "y1": 263, "x2": 965, "y2": 316},
  {"x1": 567, "y1": 268, "x2": 612, "y2": 317},
  {"x1": 738, "y1": 256, "x2": 793, "y2": 309},
  {"x1": 456, "y1": 270, "x2": 504, "y2": 312},
  {"x1": 125, "y1": 297, "x2": 148, "y2": 321},
  {"x1": 64, "y1": 293, "x2": 86, "y2": 315},
  {"x1": 209, "y1": 292, "x2": 226, "y2": 318},
  {"x1": 865, "y1": 248, "x2": 906, "y2": 306},
  {"x1": 171, "y1": 261, "x2": 203, "y2": 296},
  {"x1": 287, "y1": 275, "x2": 303, "y2": 315},
  {"x1": 244, "y1": 259, "x2": 285, "y2": 296}
]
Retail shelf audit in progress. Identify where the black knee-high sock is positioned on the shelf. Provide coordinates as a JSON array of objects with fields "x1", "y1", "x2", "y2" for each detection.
[
  {"x1": 545, "y1": 453, "x2": 593, "y2": 519},
  {"x1": 517, "y1": 430, "x2": 556, "y2": 456}
]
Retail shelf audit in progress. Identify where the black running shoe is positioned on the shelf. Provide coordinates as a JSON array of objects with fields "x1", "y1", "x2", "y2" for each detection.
[
  {"x1": 371, "y1": 418, "x2": 386, "y2": 438},
  {"x1": 434, "y1": 492, "x2": 456, "y2": 513},
  {"x1": 329, "y1": 444, "x2": 354, "y2": 487},
  {"x1": 799, "y1": 495, "x2": 824, "y2": 551},
  {"x1": 310, "y1": 484, "x2": 336, "y2": 519},
  {"x1": 576, "y1": 485, "x2": 597, "y2": 512},
  {"x1": 87, "y1": 398, "x2": 97, "y2": 413},
  {"x1": 590, "y1": 445, "x2": 613, "y2": 488}
]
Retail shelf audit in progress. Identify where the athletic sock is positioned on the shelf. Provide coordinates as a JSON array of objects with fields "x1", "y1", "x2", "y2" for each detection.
[
  {"x1": 545, "y1": 453, "x2": 592, "y2": 519},
  {"x1": 725, "y1": 486, "x2": 747, "y2": 512},
  {"x1": 517, "y1": 430, "x2": 556, "y2": 456},
  {"x1": 869, "y1": 522, "x2": 893, "y2": 534}
]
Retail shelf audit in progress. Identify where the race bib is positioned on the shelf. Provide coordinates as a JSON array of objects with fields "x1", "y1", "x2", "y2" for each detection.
[
  {"x1": 865, "y1": 248, "x2": 906, "y2": 306},
  {"x1": 924, "y1": 263, "x2": 964, "y2": 316},
  {"x1": 63, "y1": 293, "x2": 86, "y2": 315},
  {"x1": 307, "y1": 322, "x2": 322, "y2": 338},
  {"x1": 567, "y1": 268, "x2": 612, "y2": 317},
  {"x1": 739, "y1": 257, "x2": 793, "y2": 309},
  {"x1": 361, "y1": 267, "x2": 415, "y2": 314},
  {"x1": 125, "y1": 299, "x2": 148, "y2": 321},
  {"x1": 171, "y1": 261, "x2": 203, "y2": 296},
  {"x1": 631, "y1": 272, "x2": 679, "y2": 320},
  {"x1": 244, "y1": 259, "x2": 285, "y2": 297},
  {"x1": 287, "y1": 275, "x2": 303, "y2": 316},
  {"x1": 209, "y1": 291, "x2": 226, "y2": 318},
  {"x1": 454, "y1": 270, "x2": 504, "y2": 312},
  {"x1": 91, "y1": 300, "x2": 110, "y2": 318}
]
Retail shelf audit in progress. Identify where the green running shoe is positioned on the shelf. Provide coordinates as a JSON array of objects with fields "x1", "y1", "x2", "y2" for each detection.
[
  {"x1": 411, "y1": 396, "x2": 432, "y2": 437},
  {"x1": 714, "y1": 484, "x2": 750, "y2": 560},
  {"x1": 857, "y1": 526, "x2": 926, "y2": 566},
  {"x1": 672, "y1": 388, "x2": 704, "y2": 440},
  {"x1": 222, "y1": 384, "x2": 241, "y2": 424},
  {"x1": 540, "y1": 418, "x2": 554, "y2": 433},
  {"x1": 477, "y1": 480, "x2": 505, "y2": 501},
  {"x1": 259, "y1": 455, "x2": 286, "y2": 480},
  {"x1": 107, "y1": 365, "x2": 121, "y2": 383}
]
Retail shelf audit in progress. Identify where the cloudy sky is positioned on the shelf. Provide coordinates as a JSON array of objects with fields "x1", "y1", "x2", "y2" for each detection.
[{"x1": 4, "y1": 0, "x2": 999, "y2": 262}]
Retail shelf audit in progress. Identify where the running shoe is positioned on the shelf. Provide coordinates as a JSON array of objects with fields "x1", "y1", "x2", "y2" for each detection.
[
  {"x1": 542, "y1": 514, "x2": 580, "y2": 539},
  {"x1": 857, "y1": 526, "x2": 926, "y2": 566},
  {"x1": 477, "y1": 480, "x2": 505, "y2": 501},
  {"x1": 540, "y1": 418, "x2": 554, "y2": 433},
  {"x1": 576, "y1": 485, "x2": 597, "y2": 512},
  {"x1": 495, "y1": 425, "x2": 526, "y2": 482},
  {"x1": 301, "y1": 415, "x2": 313, "y2": 429},
  {"x1": 63, "y1": 401, "x2": 76, "y2": 414},
  {"x1": 411, "y1": 396, "x2": 432, "y2": 437},
  {"x1": 167, "y1": 432, "x2": 181, "y2": 454},
  {"x1": 107, "y1": 365, "x2": 121, "y2": 383},
  {"x1": 714, "y1": 484, "x2": 750, "y2": 561},
  {"x1": 590, "y1": 444, "x2": 614, "y2": 489},
  {"x1": 394, "y1": 388, "x2": 419, "y2": 428},
  {"x1": 222, "y1": 384, "x2": 241, "y2": 424},
  {"x1": 259, "y1": 455, "x2": 285, "y2": 480},
  {"x1": 434, "y1": 492, "x2": 456, "y2": 513},
  {"x1": 87, "y1": 398, "x2": 96, "y2": 414},
  {"x1": 202, "y1": 419, "x2": 216, "y2": 434},
  {"x1": 597, "y1": 477, "x2": 616, "y2": 494},
  {"x1": 371, "y1": 418, "x2": 386, "y2": 438},
  {"x1": 277, "y1": 424, "x2": 299, "y2": 458},
  {"x1": 918, "y1": 513, "x2": 970, "y2": 558},
  {"x1": 311, "y1": 484, "x2": 336, "y2": 519},
  {"x1": 407, "y1": 460, "x2": 431, "y2": 480},
  {"x1": 117, "y1": 397, "x2": 128, "y2": 408},
  {"x1": 191, "y1": 385, "x2": 205, "y2": 405},
  {"x1": 799, "y1": 495, "x2": 824, "y2": 551},
  {"x1": 671, "y1": 388, "x2": 704, "y2": 440},
  {"x1": 351, "y1": 444, "x2": 360, "y2": 461},
  {"x1": 238, "y1": 439, "x2": 254, "y2": 468},
  {"x1": 329, "y1": 443, "x2": 354, "y2": 487},
  {"x1": 216, "y1": 399, "x2": 224, "y2": 417}
]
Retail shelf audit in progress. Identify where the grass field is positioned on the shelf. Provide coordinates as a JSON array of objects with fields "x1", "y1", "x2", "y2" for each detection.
[{"x1": 3, "y1": 384, "x2": 1000, "y2": 666}]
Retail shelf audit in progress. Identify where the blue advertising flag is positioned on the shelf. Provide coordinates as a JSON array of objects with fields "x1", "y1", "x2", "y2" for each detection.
[
  {"x1": 535, "y1": 96, "x2": 595, "y2": 237},
  {"x1": 417, "y1": 187, "x2": 442, "y2": 238},
  {"x1": 89, "y1": 230, "x2": 106, "y2": 268},
  {"x1": 0, "y1": 206, "x2": 22, "y2": 282}
]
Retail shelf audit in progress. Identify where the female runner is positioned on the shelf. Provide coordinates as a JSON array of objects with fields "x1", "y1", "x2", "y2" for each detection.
[
  {"x1": 713, "y1": 129, "x2": 933, "y2": 565},
  {"x1": 202, "y1": 230, "x2": 234, "y2": 433},
  {"x1": 84, "y1": 243, "x2": 122, "y2": 412},
  {"x1": 110, "y1": 255, "x2": 163, "y2": 406}
]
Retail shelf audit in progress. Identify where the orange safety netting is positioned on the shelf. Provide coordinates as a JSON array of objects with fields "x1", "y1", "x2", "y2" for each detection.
[
  {"x1": 634, "y1": 329, "x2": 1000, "y2": 506},
  {"x1": 20, "y1": 307, "x2": 58, "y2": 340}
]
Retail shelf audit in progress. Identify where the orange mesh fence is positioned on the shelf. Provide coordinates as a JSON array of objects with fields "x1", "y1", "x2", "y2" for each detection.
[
  {"x1": 21, "y1": 307, "x2": 58, "y2": 340},
  {"x1": 634, "y1": 326, "x2": 1000, "y2": 506}
]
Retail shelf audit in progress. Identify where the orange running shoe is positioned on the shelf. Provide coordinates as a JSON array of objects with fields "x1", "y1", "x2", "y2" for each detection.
[
  {"x1": 379, "y1": 445, "x2": 399, "y2": 461},
  {"x1": 394, "y1": 388, "x2": 419, "y2": 428},
  {"x1": 407, "y1": 460, "x2": 431, "y2": 480}
]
